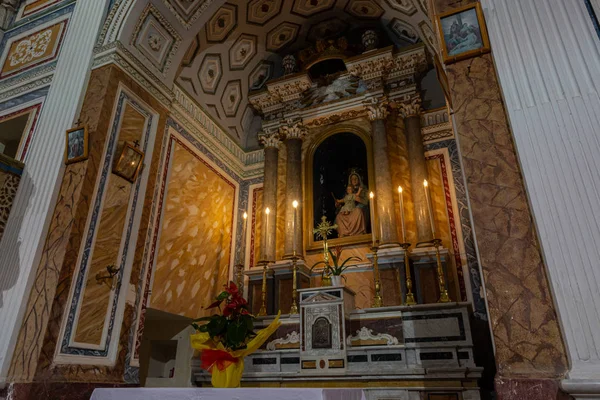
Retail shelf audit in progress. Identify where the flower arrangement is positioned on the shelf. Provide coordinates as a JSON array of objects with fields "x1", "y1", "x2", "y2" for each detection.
[{"x1": 190, "y1": 281, "x2": 281, "y2": 388}]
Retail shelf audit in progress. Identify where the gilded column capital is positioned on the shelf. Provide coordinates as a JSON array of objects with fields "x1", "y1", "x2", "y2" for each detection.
[
  {"x1": 398, "y1": 96, "x2": 423, "y2": 119},
  {"x1": 364, "y1": 97, "x2": 390, "y2": 121},
  {"x1": 258, "y1": 131, "x2": 282, "y2": 148},
  {"x1": 279, "y1": 120, "x2": 308, "y2": 140}
]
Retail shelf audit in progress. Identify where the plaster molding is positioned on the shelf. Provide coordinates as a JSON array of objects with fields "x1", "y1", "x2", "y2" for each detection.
[
  {"x1": 279, "y1": 119, "x2": 307, "y2": 141},
  {"x1": 364, "y1": 96, "x2": 389, "y2": 121},
  {"x1": 266, "y1": 331, "x2": 300, "y2": 351},
  {"x1": 258, "y1": 131, "x2": 282, "y2": 149},
  {"x1": 346, "y1": 327, "x2": 399, "y2": 347},
  {"x1": 398, "y1": 95, "x2": 422, "y2": 119}
]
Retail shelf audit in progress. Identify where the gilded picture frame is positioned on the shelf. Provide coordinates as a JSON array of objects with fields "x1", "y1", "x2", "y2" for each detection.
[
  {"x1": 64, "y1": 124, "x2": 89, "y2": 165},
  {"x1": 113, "y1": 142, "x2": 144, "y2": 183},
  {"x1": 436, "y1": 2, "x2": 491, "y2": 64},
  {"x1": 305, "y1": 124, "x2": 376, "y2": 251}
]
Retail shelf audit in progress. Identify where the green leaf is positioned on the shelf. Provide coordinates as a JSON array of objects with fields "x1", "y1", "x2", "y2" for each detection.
[
  {"x1": 207, "y1": 315, "x2": 227, "y2": 337},
  {"x1": 199, "y1": 324, "x2": 209, "y2": 333},
  {"x1": 217, "y1": 291, "x2": 229, "y2": 301},
  {"x1": 226, "y1": 320, "x2": 248, "y2": 347},
  {"x1": 242, "y1": 314, "x2": 254, "y2": 331},
  {"x1": 340, "y1": 256, "x2": 361, "y2": 268}
]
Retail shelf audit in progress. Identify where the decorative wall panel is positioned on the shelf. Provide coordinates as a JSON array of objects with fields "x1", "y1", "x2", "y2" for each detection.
[
  {"x1": 18, "y1": 0, "x2": 62, "y2": 20},
  {"x1": 0, "y1": 18, "x2": 67, "y2": 78},
  {"x1": 149, "y1": 133, "x2": 236, "y2": 318},
  {"x1": 0, "y1": 155, "x2": 23, "y2": 243}
]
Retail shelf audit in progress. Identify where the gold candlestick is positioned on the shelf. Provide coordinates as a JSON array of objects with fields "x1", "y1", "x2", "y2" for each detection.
[
  {"x1": 258, "y1": 260, "x2": 270, "y2": 316},
  {"x1": 401, "y1": 242, "x2": 417, "y2": 306},
  {"x1": 433, "y1": 238, "x2": 451, "y2": 303},
  {"x1": 289, "y1": 252, "x2": 299, "y2": 315},
  {"x1": 371, "y1": 242, "x2": 383, "y2": 308}
]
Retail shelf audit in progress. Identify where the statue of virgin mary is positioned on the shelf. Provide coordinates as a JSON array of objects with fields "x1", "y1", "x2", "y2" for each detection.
[{"x1": 334, "y1": 171, "x2": 368, "y2": 237}]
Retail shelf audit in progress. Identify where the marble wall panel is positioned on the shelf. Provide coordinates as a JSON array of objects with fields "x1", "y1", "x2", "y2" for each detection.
[
  {"x1": 249, "y1": 187, "x2": 263, "y2": 267},
  {"x1": 276, "y1": 143, "x2": 287, "y2": 260},
  {"x1": 73, "y1": 104, "x2": 146, "y2": 345},
  {"x1": 432, "y1": 0, "x2": 568, "y2": 380},
  {"x1": 149, "y1": 137, "x2": 235, "y2": 319},
  {"x1": 7, "y1": 64, "x2": 169, "y2": 383},
  {"x1": 20, "y1": 0, "x2": 62, "y2": 19}
]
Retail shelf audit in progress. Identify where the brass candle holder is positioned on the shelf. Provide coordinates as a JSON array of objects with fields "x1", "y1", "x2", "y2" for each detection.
[
  {"x1": 433, "y1": 238, "x2": 451, "y2": 303},
  {"x1": 400, "y1": 242, "x2": 417, "y2": 306},
  {"x1": 289, "y1": 252, "x2": 299, "y2": 315},
  {"x1": 257, "y1": 260, "x2": 271, "y2": 316},
  {"x1": 371, "y1": 242, "x2": 384, "y2": 308}
]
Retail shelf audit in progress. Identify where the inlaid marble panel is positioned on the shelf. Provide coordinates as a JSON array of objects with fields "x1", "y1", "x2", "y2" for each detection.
[
  {"x1": 21, "y1": 0, "x2": 61, "y2": 18},
  {"x1": 249, "y1": 186, "x2": 263, "y2": 267},
  {"x1": 150, "y1": 138, "x2": 235, "y2": 318},
  {"x1": 74, "y1": 104, "x2": 146, "y2": 345},
  {"x1": 276, "y1": 143, "x2": 287, "y2": 260}
]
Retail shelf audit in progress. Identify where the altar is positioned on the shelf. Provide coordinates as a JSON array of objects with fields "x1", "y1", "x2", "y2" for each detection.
[{"x1": 90, "y1": 388, "x2": 367, "y2": 400}]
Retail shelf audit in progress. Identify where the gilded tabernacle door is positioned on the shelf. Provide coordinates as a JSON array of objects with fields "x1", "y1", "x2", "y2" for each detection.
[{"x1": 306, "y1": 128, "x2": 374, "y2": 250}]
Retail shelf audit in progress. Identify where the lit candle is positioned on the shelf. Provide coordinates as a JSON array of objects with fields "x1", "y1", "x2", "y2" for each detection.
[
  {"x1": 240, "y1": 211, "x2": 248, "y2": 265},
  {"x1": 369, "y1": 192, "x2": 376, "y2": 247},
  {"x1": 292, "y1": 200, "x2": 298, "y2": 255},
  {"x1": 398, "y1": 186, "x2": 406, "y2": 243},
  {"x1": 265, "y1": 207, "x2": 270, "y2": 259},
  {"x1": 423, "y1": 180, "x2": 436, "y2": 239}
]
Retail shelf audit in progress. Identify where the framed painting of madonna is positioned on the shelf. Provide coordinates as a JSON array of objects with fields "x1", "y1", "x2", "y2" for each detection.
[{"x1": 306, "y1": 128, "x2": 374, "y2": 250}]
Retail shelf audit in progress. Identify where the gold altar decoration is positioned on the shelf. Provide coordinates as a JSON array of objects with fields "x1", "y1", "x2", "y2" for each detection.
[
  {"x1": 434, "y1": 238, "x2": 451, "y2": 303},
  {"x1": 313, "y1": 216, "x2": 337, "y2": 286},
  {"x1": 289, "y1": 200, "x2": 300, "y2": 315},
  {"x1": 191, "y1": 313, "x2": 281, "y2": 388},
  {"x1": 401, "y1": 242, "x2": 417, "y2": 306},
  {"x1": 257, "y1": 260, "x2": 270, "y2": 316}
]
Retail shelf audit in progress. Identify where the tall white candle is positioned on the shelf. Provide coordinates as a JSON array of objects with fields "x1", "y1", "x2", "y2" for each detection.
[
  {"x1": 398, "y1": 186, "x2": 406, "y2": 243},
  {"x1": 240, "y1": 211, "x2": 248, "y2": 265},
  {"x1": 423, "y1": 180, "x2": 436, "y2": 239},
  {"x1": 265, "y1": 207, "x2": 270, "y2": 260},
  {"x1": 292, "y1": 200, "x2": 298, "y2": 255},
  {"x1": 369, "y1": 192, "x2": 376, "y2": 247}
]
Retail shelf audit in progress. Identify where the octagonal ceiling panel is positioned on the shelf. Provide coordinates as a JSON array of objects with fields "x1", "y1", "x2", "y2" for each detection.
[
  {"x1": 249, "y1": 61, "x2": 273, "y2": 90},
  {"x1": 383, "y1": 0, "x2": 417, "y2": 16},
  {"x1": 266, "y1": 21, "x2": 300, "y2": 51},
  {"x1": 388, "y1": 18, "x2": 419, "y2": 43},
  {"x1": 198, "y1": 53, "x2": 222, "y2": 94},
  {"x1": 206, "y1": 3, "x2": 237, "y2": 43},
  {"x1": 307, "y1": 17, "x2": 349, "y2": 42},
  {"x1": 345, "y1": 0, "x2": 384, "y2": 19},
  {"x1": 229, "y1": 33, "x2": 257, "y2": 70},
  {"x1": 247, "y1": 0, "x2": 283, "y2": 25},
  {"x1": 221, "y1": 80, "x2": 243, "y2": 118},
  {"x1": 292, "y1": 0, "x2": 337, "y2": 17}
]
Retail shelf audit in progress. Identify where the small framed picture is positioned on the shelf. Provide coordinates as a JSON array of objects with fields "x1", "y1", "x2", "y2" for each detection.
[
  {"x1": 434, "y1": 54, "x2": 452, "y2": 109},
  {"x1": 436, "y1": 2, "x2": 491, "y2": 64},
  {"x1": 113, "y1": 142, "x2": 144, "y2": 183},
  {"x1": 65, "y1": 125, "x2": 89, "y2": 165}
]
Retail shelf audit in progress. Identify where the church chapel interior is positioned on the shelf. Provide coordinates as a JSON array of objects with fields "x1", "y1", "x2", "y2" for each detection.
[{"x1": 0, "y1": 0, "x2": 598, "y2": 399}]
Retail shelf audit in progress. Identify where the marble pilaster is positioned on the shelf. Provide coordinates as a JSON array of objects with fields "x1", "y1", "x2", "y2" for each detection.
[
  {"x1": 365, "y1": 97, "x2": 399, "y2": 246},
  {"x1": 0, "y1": 0, "x2": 111, "y2": 384},
  {"x1": 258, "y1": 132, "x2": 281, "y2": 261},
  {"x1": 279, "y1": 121, "x2": 306, "y2": 258},
  {"x1": 399, "y1": 96, "x2": 432, "y2": 242}
]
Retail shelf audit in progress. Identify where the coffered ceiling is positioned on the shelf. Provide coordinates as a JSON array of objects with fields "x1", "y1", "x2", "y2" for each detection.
[{"x1": 173, "y1": 0, "x2": 435, "y2": 150}]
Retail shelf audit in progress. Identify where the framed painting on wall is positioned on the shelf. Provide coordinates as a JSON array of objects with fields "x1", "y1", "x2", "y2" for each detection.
[
  {"x1": 436, "y1": 2, "x2": 491, "y2": 64},
  {"x1": 65, "y1": 125, "x2": 89, "y2": 165}
]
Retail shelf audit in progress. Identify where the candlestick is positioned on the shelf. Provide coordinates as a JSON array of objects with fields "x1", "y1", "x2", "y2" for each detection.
[
  {"x1": 398, "y1": 186, "x2": 406, "y2": 243},
  {"x1": 369, "y1": 192, "x2": 376, "y2": 247},
  {"x1": 423, "y1": 180, "x2": 436, "y2": 239},
  {"x1": 258, "y1": 260, "x2": 269, "y2": 316},
  {"x1": 401, "y1": 242, "x2": 417, "y2": 306},
  {"x1": 371, "y1": 242, "x2": 383, "y2": 308},
  {"x1": 434, "y1": 238, "x2": 451, "y2": 303}
]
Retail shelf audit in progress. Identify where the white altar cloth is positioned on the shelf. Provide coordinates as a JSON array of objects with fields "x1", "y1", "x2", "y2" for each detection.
[{"x1": 90, "y1": 388, "x2": 367, "y2": 400}]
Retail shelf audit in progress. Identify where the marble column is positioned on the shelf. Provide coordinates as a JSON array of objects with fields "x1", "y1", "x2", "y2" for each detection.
[
  {"x1": 399, "y1": 96, "x2": 432, "y2": 242},
  {"x1": 0, "y1": 0, "x2": 111, "y2": 384},
  {"x1": 365, "y1": 97, "x2": 399, "y2": 246},
  {"x1": 258, "y1": 132, "x2": 281, "y2": 262},
  {"x1": 280, "y1": 121, "x2": 306, "y2": 258}
]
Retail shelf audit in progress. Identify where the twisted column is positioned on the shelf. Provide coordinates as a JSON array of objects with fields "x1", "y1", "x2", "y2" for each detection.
[
  {"x1": 399, "y1": 95, "x2": 432, "y2": 241},
  {"x1": 280, "y1": 120, "x2": 307, "y2": 258},
  {"x1": 258, "y1": 132, "x2": 281, "y2": 261},
  {"x1": 365, "y1": 97, "x2": 399, "y2": 246}
]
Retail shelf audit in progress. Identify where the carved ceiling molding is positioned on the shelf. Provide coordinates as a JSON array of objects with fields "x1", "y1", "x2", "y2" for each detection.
[
  {"x1": 162, "y1": 0, "x2": 216, "y2": 29},
  {"x1": 304, "y1": 107, "x2": 367, "y2": 128}
]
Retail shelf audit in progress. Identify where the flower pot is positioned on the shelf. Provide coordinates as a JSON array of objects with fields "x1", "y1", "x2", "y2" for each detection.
[{"x1": 330, "y1": 275, "x2": 344, "y2": 287}]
